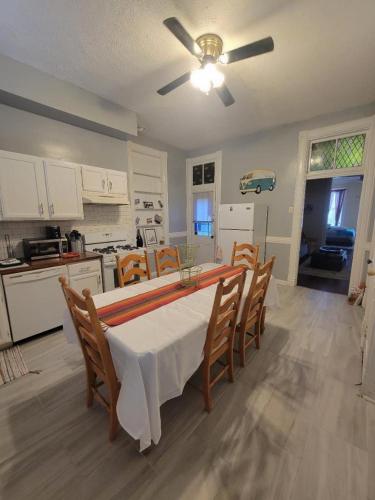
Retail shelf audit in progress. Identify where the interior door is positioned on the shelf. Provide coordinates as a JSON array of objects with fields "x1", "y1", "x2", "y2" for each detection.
[
  {"x1": 44, "y1": 161, "x2": 83, "y2": 219},
  {"x1": 187, "y1": 156, "x2": 220, "y2": 265},
  {"x1": 0, "y1": 151, "x2": 48, "y2": 220},
  {"x1": 192, "y1": 191, "x2": 215, "y2": 264}
]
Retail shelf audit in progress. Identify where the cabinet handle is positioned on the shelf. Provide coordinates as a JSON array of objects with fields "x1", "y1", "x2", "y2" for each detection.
[
  {"x1": 109, "y1": 180, "x2": 113, "y2": 192},
  {"x1": 50, "y1": 203, "x2": 54, "y2": 215},
  {"x1": 39, "y1": 202, "x2": 44, "y2": 215}
]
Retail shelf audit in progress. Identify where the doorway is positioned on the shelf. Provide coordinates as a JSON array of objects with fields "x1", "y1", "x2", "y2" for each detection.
[
  {"x1": 186, "y1": 152, "x2": 222, "y2": 264},
  {"x1": 297, "y1": 175, "x2": 363, "y2": 294}
]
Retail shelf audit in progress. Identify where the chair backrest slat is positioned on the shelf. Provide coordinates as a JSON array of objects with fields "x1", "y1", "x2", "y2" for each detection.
[
  {"x1": 116, "y1": 251, "x2": 151, "y2": 287},
  {"x1": 205, "y1": 271, "x2": 246, "y2": 356},
  {"x1": 231, "y1": 241, "x2": 259, "y2": 270},
  {"x1": 239, "y1": 257, "x2": 275, "y2": 332},
  {"x1": 154, "y1": 246, "x2": 181, "y2": 277}
]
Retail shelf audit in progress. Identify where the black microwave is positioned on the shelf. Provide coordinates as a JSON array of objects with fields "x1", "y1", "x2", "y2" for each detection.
[{"x1": 23, "y1": 238, "x2": 68, "y2": 261}]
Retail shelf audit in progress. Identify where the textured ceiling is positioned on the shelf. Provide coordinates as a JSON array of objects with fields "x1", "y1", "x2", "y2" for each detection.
[{"x1": 0, "y1": 0, "x2": 375, "y2": 150}]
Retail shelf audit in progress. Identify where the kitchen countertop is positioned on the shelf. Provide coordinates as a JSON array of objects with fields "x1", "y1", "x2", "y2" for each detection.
[{"x1": 0, "y1": 252, "x2": 101, "y2": 276}]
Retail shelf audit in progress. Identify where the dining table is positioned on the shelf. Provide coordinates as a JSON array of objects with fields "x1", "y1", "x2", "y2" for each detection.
[{"x1": 63, "y1": 262, "x2": 280, "y2": 451}]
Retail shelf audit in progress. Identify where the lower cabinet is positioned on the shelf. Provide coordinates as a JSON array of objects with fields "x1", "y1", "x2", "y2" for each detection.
[
  {"x1": 0, "y1": 278, "x2": 12, "y2": 348},
  {"x1": 68, "y1": 259, "x2": 103, "y2": 296}
]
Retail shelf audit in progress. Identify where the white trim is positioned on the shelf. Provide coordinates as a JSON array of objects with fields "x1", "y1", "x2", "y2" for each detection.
[
  {"x1": 276, "y1": 279, "x2": 294, "y2": 286},
  {"x1": 288, "y1": 116, "x2": 375, "y2": 291},
  {"x1": 186, "y1": 151, "x2": 222, "y2": 259},
  {"x1": 169, "y1": 231, "x2": 187, "y2": 239},
  {"x1": 266, "y1": 236, "x2": 292, "y2": 245}
]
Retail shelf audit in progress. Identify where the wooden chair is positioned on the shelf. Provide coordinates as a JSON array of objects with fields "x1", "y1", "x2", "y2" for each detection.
[
  {"x1": 154, "y1": 246, "x2": 181, "y2": 277},
  {"x1": 236, "y1": 256, "x2": 275, "y2": 366},
  {"x1": 116, "y1": 251, "x2": 151, "y2": 287},
  {"x1": 231, "y1": 241, "x2": 259, "y2": 270},
  {"x1": 202, "y1": 270, "x2": 246, "y2": 412},
  {"x1": 59, "y1": 276, "x2": 120, "y2": 441}
]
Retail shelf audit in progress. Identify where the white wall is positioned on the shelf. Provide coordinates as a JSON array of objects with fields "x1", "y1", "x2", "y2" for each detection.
[{"x1": 189, "y1": 102, "x2": 375, "y2": 280}]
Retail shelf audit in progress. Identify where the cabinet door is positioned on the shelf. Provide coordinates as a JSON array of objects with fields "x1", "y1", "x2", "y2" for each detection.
[
  {"x1": 82, "y1": 165, "x2": 108, "y2": 194},
  {"x1": 44, "y1": 161, "x2": 83, "y2": 219},
  {"x1": 106, "y1": 170, "x2": 128, "y2": 197},
  {"x1": 0, "y1": 150, "x2": 48, "y2": 220},
  {"x1": 69, "y1": 272, "x2": 103, "y2": 295},
  {"x1": 0, "y1": 278, "x2": 12, "y2": 347}
]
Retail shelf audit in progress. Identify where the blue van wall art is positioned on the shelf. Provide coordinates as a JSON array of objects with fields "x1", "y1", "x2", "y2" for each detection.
[{"x1": 239, "y1": 169, "x2": 276, "y2": 194}]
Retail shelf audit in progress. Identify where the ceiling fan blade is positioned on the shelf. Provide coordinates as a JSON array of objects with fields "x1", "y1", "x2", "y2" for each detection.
[
  {"x1": 224, "y1": 37, "x2": 274, "y2": 64},
  {"x1": 157, "y1": 72, "x2": 191, "y2": 96},
  {"x1": 215, "y1": 84, "x2": 235, "y2": 107},
  {"x1": 163, "y1": 17, "x2": 201, "y2": 57}
]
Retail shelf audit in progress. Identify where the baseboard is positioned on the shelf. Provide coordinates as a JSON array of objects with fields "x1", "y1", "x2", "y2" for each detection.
[{"x1": 276, "y1": 278, "x2": 294, "y2": 286}]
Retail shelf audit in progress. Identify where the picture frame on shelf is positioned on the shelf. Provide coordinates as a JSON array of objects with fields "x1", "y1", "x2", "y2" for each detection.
[{"x1": 144, "y1": 228, "x2": 158, "y2": 246}]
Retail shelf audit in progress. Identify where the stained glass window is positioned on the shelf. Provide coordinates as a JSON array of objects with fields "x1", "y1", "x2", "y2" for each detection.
[
  {"x1": 336, "y1": 134, "x2": 365, "y2": 169},
  {"x1": 309, "y1": 133, "x2": 366, "y2": 172}
]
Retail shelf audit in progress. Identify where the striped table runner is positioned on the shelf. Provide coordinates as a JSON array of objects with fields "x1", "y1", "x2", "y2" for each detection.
[{"x1": 97, "y1": 265, "x2": 243, "y2": 327}]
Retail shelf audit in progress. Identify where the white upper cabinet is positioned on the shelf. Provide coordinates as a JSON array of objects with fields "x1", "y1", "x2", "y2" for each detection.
[
  {"x1": 107, "y1": 170, "x2": 128, "y2": 196},
  {"x1": 0, "y1": 150, "x2": 48, "y2": 220},
  {"x1": 81, "y1": 165, "x2": 128, "y2": 204},
  {"x1": 81, "y1": 164, "x2": 108, "y2": 194},
  {"x1": 44, "y1": 160, "x2": 83, "y2": 219}
]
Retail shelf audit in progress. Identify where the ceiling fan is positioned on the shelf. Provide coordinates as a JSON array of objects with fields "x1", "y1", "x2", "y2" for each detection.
[{"x1": 157, "y1": 17, "x2": 274, "y2": 107}]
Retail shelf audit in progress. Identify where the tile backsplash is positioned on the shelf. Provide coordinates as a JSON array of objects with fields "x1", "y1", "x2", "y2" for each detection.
[{"x1": 0, "y1": 204, "x2": 134, "y2": 259}]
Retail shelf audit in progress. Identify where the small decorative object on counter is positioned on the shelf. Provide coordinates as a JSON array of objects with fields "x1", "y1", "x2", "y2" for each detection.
[
  {"x1": 144, "y1": 228, "x2": 157, "y2": 246},
  {"x1": 158, "y1": 200, "x2": 163, "y2": 208},
  {"x1": 136, "y1": 229, "x2": 144, "y2": 248},
  {"x1": 135, "y1": 198, "x2": 140, "y2": 205},
  {"x1": 154, "y1": 214, "x2": 163, "y2": 224},
  {"x1": 135, "y1": 216, "x2": 141, "y2": 225}
]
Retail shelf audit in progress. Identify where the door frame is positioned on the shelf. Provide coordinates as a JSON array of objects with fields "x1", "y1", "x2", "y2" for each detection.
[
  {"x1": 288, "y1": 115, "x2": 375, "y2": 292},
  {"x1": 186, "y1": 151, "x2": 222, "y2": 258}
]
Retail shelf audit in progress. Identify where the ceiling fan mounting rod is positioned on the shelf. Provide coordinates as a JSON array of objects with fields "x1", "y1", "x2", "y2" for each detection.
[{"x1": 196, "y1": 33, "x2": 223, "y2": 62}]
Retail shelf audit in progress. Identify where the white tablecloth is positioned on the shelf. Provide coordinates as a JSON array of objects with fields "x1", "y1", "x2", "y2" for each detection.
[{"x1": 63, "y1": 263, "x2": 279, "y2": 451}]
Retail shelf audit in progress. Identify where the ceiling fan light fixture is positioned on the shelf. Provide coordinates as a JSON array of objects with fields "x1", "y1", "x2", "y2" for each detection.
[
  {"x1": 190, "y1": 68, "x2": 212, "y2": 93},
  {"x1": 190, "y1": 64, "x2": 224, "y2": 94},
  {"x1": 204, "y1": 63, "x2": 225, "y2": 88},
  {"x1": 218, "y1": 53, "x2": 229, "y2": 64}
]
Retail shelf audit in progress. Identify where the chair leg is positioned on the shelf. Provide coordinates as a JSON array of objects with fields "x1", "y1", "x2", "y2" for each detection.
[
  {"x1": 255, "y1": 322, "x2": 261, "y2": 349},
  {"x1": 239, "y1": 329, "x2": 246, "y2": 367},
  {"x1": 202, "y1": 359, "x2": 212, "y2": 413},
  {"x1": 260, "y1": 306, "x2": 266, "y2": 334},
  {"x1": 227, "y1": 345, "x2": 234, "y2": 382},
  {"x1": 108, "y1": 407, "x2": 119, "y2": 442},
  {"x1": 86, "y1": 368, "x2": 95, "y2": 408}
]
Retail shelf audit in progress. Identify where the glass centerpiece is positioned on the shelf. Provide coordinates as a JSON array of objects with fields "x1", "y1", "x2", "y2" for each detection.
[{"x1": 178, "y1": 244, "x2": 202, "y2": 287}]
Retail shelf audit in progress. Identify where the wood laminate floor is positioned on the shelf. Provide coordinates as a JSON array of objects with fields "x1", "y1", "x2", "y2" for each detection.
[{"x1": 1, "y1": 285, "x2": 374, "y2": 500}]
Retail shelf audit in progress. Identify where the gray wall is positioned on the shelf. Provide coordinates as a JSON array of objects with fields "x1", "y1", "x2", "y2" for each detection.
[
  {"x1": 189, "y1": 101, "x2": 375, "y2": 280},
  {"x1": 0, "y1": 103, "x2": 186, "y2": 235}
]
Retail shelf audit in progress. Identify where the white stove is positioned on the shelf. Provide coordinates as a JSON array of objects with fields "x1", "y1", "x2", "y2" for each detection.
[{"x1": 84, "y1": 231, "x2": 143, "y2": 291}]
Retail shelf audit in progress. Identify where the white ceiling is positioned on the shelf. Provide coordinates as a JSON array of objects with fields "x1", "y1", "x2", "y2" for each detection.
[{"x1": 0, "y1": 0, "x2": 375, "y2": 151}]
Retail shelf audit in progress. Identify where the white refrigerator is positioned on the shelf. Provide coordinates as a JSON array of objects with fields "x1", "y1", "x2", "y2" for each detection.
[{"x1": 218, "y1": 203, "x2": 268, "y2": 265}]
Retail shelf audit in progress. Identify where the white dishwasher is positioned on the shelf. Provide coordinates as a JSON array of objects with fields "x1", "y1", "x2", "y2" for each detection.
[{"x1": 3, "y1": 265, "x2": 67, "y2": 342}]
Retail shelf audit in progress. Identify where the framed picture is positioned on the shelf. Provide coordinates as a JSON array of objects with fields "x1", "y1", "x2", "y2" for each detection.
[
  {"x1": 143, "y1": 201, "x2": 154, "y2": 209},
  {"x1": 144, "y1": 228, "x2": 158, "y2": 246}
]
